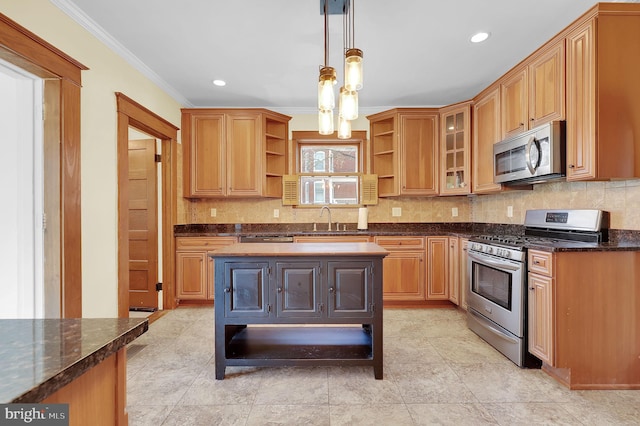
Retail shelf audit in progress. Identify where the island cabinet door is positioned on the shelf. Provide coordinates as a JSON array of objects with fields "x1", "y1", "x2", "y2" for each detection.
[
  {"x1": 275, "y1": 261, "x2": 322, "y2": 318},
  {"x1": 222, "y1": 262, "x2": 270, "y2": 318},
  {"x1": 326, "y1": 261, "x2": 374, "y2": 318}
]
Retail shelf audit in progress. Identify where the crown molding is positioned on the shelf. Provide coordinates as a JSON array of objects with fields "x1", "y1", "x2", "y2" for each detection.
[{"x1": 50, "y1": 0, "x2": 193, "y2": 107}]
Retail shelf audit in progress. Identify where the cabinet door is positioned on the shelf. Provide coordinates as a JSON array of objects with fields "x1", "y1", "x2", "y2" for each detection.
[
  {"x1": 501, "y1": 68, "x2": 528, "y2": 139},
  {"x1": 566, "y1": 19, "x2": 596, "y2": 180},
  {"x1": 472, "y1": 87, "x2": 502, "y2": 194},
  {"x1": 448, "y1": 237, "x2": 459, "y2": 305},
  {"x1": 226, "y1": 113, "x2": 261, "y2": 196},
  {"x1": 529, "y1": 41, "x2": 565, "y2": 129},
  {"x1": 427, "y1": 237, "x2": 449, "y2": 300},
  {"x1": 380, "y1": 250, "x2": 425, "y2": 301},
  {"x1": 400, "y1": 113, "x2": 438, "y2": 195},
  {"x1": 327, "y1": 261, "x2": 373, "y2": 318},
  {"x1": 176, "y1": 251, "x2": 208, "y2": 300},
  {"x1": 440, "y1": 103, "x2": 471, "y2": 195},
  {"x1": 459, "y1": 238, "x2": 469, "y2": 310},
  {"x1": 528, "y1": 272, "x2": 554, "y2": 365},
  {"x1": 223, "y1": 262, "x2": 270, "y2": 318},
  {"x1": 275, "y1": 261, "x2": 322, "y2": 317},
  {"x1": 183, "y1": 113, "x2": 226, "y2": 197}
]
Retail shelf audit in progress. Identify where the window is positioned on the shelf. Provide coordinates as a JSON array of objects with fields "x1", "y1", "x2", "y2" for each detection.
[{"x1": 293, "y1": 131, "x2": 366, "y2": 206}]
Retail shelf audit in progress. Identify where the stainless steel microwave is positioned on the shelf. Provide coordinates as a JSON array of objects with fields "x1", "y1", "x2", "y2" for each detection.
[{"x1": 493, "y1": 121, "x2": 566, "y2": 185}]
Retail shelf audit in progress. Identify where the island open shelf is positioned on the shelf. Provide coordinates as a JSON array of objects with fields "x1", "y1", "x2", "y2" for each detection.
[{"x1": 211, "y1": 242, "x2": 388, "y2": 379}]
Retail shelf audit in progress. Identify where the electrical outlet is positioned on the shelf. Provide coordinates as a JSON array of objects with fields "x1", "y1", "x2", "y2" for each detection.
[
  {"x1": 273, "y1": 209, "x2": 280, "y2": 218},
  {"x1": 392, "y1": 207, "x2": 402, "y2": 217},
  {"x1": 210, "y1": 208, "x2": 217, "y2": 217},
  {"x1": 507, "y1": 205, "x2": 513, "y2": 218},
  {"x1": 452, "y1": 207, "x2": 459, "y2": 217}
]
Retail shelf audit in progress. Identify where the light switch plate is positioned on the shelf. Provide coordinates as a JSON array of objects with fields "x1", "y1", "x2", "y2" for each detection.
[
  {"x1": 392, "y1": 207, "x2": 402, "y2": 217},
  {"x1": 452, "y1": 207, "x2": 459, "y2": 217},
  {"x1": 273, "y1": 209, "x2": 280, "y2": 218},
  {"x1": 210, "y1": 208, "x2": 217, "y2": 217},
  {"x1": 507, "y1": 206, "x2": 513, "y2": 218}
]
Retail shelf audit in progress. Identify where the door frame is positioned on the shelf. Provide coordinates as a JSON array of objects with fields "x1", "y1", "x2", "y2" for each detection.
[
  {"x1": 116, "y1": 93, "x2": 179, "y2": 318},
  {"x1": 0, "y1": 13, "x2": 87, "y2": 317}
]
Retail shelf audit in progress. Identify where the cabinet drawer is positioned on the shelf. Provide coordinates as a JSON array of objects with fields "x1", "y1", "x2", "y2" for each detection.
[
  {"x1": 176, "y1": 236, "x2": 238, "y2": 251},
  {"x1": 293, "y1": 236, "x2": 371, "y2": 243},
  {"x1": 528, "y1": 250, "x2": 553, "y2": 276},
  {"x1": 374, "y1": 236, "x2": 425, "y2": 250}
]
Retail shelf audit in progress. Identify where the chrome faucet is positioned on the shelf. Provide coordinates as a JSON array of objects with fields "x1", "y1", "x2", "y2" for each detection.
[{"x1": 319, "y1": 206, "x2": 332, "y2": 231}]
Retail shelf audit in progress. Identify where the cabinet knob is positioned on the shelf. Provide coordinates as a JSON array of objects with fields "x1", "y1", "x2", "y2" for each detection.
[
  {"x1": 519, "y1": 122, "x2": 524, "y2": 126},
  {"x1": 277, "y1": 287, "x2": 282, "y2": 293},
  {"x1": 329, "y1": 287, "x2": 334, "y2": 293},
  {"x1": 569, "y1": 164, "x2": 575, "y2": 169},
  {"x1": 224, "y1": 287, "x2": 231, "y2": 293},
  {"x1": 529, "y1": 287, "x2": 535, "y2": 290}
]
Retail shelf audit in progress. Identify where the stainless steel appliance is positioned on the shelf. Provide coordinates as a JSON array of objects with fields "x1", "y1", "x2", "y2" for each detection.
[
  {"x1": 467, "y1": 209, "x2": 607, "y2": 367},
  {"x1": 493, "y1": 121, "x2": 565, "y2": 185}
]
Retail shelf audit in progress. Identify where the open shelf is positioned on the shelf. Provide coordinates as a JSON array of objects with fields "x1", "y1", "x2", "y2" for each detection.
[{"x1": 225, "y1": 326, "x2": 373, "y2": 361}]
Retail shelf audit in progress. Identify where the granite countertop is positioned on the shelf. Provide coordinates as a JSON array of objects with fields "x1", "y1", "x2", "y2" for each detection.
[
  {"x1": 0, "y1": 318, "x2": 148, "y2": 403},
  {"x1": 175, "y1": 222, "x2": 640, "y2": 252}
]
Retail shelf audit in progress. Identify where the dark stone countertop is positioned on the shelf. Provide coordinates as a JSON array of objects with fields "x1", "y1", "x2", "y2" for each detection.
[
  {"x1": 0, "y1": 318, "x2": 148, "y2": 403},
  {"x1": 174, "y1": 222, "x2": 640, "y2": 252}
]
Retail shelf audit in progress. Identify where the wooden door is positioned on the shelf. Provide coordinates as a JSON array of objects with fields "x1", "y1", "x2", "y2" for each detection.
[
  {"x1": 227, "y1": 113, "x2": 261, "y2": 196},
  {"x1": 440, "y1": 103, "x2": 471, "y2": 195},
  {"x1": 427, "y1": 237, "x2": 449, "y2": 300},
  {"x1": 566, "y1": 19, "x2": 596, "y2": 180},
  {"x1": 275, "y1": 261, "x2": 322, "y2": 317},
  {"x1": 501, "y1": 68, "x2": 528, "y2": 139},
  {"x1": 400, "y1": 113, "x2": 438, "y2": 195},
  {"x1": 128, "y1": 139, "x2": 158, "y2": 309},
  {"x1": 176, "y1": 251, "x2": 207, "y2": 300},
  {"x1": 327, "y1": 260, "x2": 373, "y2": 318},
  {"x1": 447, "y1": 237, "x2": 459, "y2": 305},
  {"x1": 529, "y1": 41, "x2": 565, "y2": 129},
  {"x1": 472, "y1": 87, "x2": 502, "y2": 194},
  {"x1": 183, "y1": 112, "x2": 226, "y2": 197},
  {"x1": 528, "y1": 273, "x2": 554, "y2": 365}
]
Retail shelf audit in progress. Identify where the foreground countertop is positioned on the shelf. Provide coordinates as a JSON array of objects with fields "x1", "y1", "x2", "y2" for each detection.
[
  {"x1": 0, "y1": 318, "x2": 148, "y2": 403},
  {"x1": 211, "y1": 242, "x2": 389, "y2": 257}
]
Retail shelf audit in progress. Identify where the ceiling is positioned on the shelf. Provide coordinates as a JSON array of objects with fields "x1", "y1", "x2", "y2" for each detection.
[{"x1": 53, "y1": 0, "x2": 616, "y2": 114}]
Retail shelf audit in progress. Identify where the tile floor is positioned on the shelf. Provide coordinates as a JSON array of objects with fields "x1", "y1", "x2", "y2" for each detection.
[{"x1": 126, "y1": 307, "x2": 640, "y2": 425}]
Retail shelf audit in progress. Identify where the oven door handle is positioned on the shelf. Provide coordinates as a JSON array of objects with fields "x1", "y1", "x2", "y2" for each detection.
[
  {"x1": 468, "y1": 251, "x2": 521, "y2": 271},
  {"x1": 469, "y1": 309, "x2": 519, "y2": 344}
]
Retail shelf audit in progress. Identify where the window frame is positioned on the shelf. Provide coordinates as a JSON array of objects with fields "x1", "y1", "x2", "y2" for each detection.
[{"x1": 292, "y1": 130, "x2": 367, "y2": 207}]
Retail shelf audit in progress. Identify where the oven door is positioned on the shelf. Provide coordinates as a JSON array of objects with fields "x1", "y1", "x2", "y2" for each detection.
[{"x1": 466, "y1": 250, "x2": 525, "y2": 337}]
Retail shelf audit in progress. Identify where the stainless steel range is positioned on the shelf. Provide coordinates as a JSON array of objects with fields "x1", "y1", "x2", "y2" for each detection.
[{"x1": 466, "y1": 209, "x2": 607, "y2": 367}]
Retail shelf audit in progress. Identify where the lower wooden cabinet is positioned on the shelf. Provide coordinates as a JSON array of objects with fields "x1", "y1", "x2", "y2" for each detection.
[
  {"x1": 374, "y1": 236, "x2": 426, "y2": 301},
  {"x1": 447, "y1": 237, "x2": 460, "y2": 305},
  {"x1": 427, "y1": 237, "x2": 450, "y2": 300},
  {"x1": 175, "y1": 236, "x2": 238, "y2": 301}
]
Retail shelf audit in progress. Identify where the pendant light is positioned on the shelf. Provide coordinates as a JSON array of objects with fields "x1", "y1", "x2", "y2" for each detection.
[
  {"x1": 318, "y1": 0, "x2": 336, "y2": 134},
  {"x1": 338, "y1": 5, "x2": 358, "y2": 123},
  {"x1": 344, "y1": 0, "x2": 363, "y2": 91}
]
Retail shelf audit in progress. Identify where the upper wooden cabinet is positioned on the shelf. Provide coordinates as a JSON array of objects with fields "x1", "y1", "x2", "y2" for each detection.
[
  {"x1": 181, "y1": 108, "x2": 290, "y2": 198},
  {"x1": 368, "y1": 108, "x2": 439, "y2": 197},
  {"x1": 472, "y1": 86, "x2": 502, "y2": 194},
  {"x1": 439, "y1": 102, "x2": 471, "y2": 195},
  {"x1": 500, "y1": 40, "x2": 565, "y2": 140},
  {"x1": 565, "y1": 6, "x2": 640, "y2": 181}
]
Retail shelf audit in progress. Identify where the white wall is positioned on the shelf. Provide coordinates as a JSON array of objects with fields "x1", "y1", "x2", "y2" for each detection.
[{"x1": 1, "y1": 0, "x2": 183, "y2": 317}]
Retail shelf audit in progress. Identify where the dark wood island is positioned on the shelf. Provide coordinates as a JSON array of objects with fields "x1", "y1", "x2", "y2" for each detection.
[{"x1": 211, "y1": 242, "x2": 388, "y2": 379}]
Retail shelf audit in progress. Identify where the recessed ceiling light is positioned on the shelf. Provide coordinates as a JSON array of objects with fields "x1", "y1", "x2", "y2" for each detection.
[
  {"x1": 470, "y1": 32, "x2": 490, "y2": 43},
  {"x1": 212, "y1": 79, "x2": 226, "y2": 87}
]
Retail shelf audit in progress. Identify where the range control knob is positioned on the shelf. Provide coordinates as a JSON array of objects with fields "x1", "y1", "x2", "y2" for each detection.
[{"x1": 486, "y1": 247, "x2": 493, "y2": 254}]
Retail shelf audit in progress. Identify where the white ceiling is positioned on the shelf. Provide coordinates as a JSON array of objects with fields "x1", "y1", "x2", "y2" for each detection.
[{"x1": 53, "y1": 0, "x2": 615, "y2": 114}]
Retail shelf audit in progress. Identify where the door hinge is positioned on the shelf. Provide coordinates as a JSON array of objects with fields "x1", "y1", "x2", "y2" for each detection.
[
  {"x1": 267, "y1": 304, "x2": 272, "y2": 313},
  {"x1": 154, "y1": 154, "x2": 162, "y2": 163},
  {"x1": 370, "y1": 303, "x2": 375, "y2": 313},
  {"x1": 155, "y1": 282, "x2": 162, "y2": 291},
  {"x1": 42, "y1": 212, "x2": 47, "y2": 231}
]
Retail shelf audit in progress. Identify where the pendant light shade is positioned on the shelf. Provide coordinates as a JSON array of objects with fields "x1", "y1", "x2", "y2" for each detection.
[
  {"x1": 339, "y1": 86, "x2": 358, "y2": 120},
  {"x1": 318, "y1": 66, "x2": 337, "y2": 111},
  {"x1": 318, "y1": 109, "x2": 334, "y2": 135},
  {"x1": 344, "y1": 48, "x2": 363, "y2": 91},
  {"x1": 337, "y1": 114, "x2": 351, "y2": 139}
]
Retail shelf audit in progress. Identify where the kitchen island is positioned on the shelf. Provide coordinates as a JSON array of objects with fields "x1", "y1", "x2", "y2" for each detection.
[
  {"x1": 0, "y1": 318, "x2": 148, "y2": 424},
  {"x1": 211, "y1": 242, "x2": 388, "y2": 379}
]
